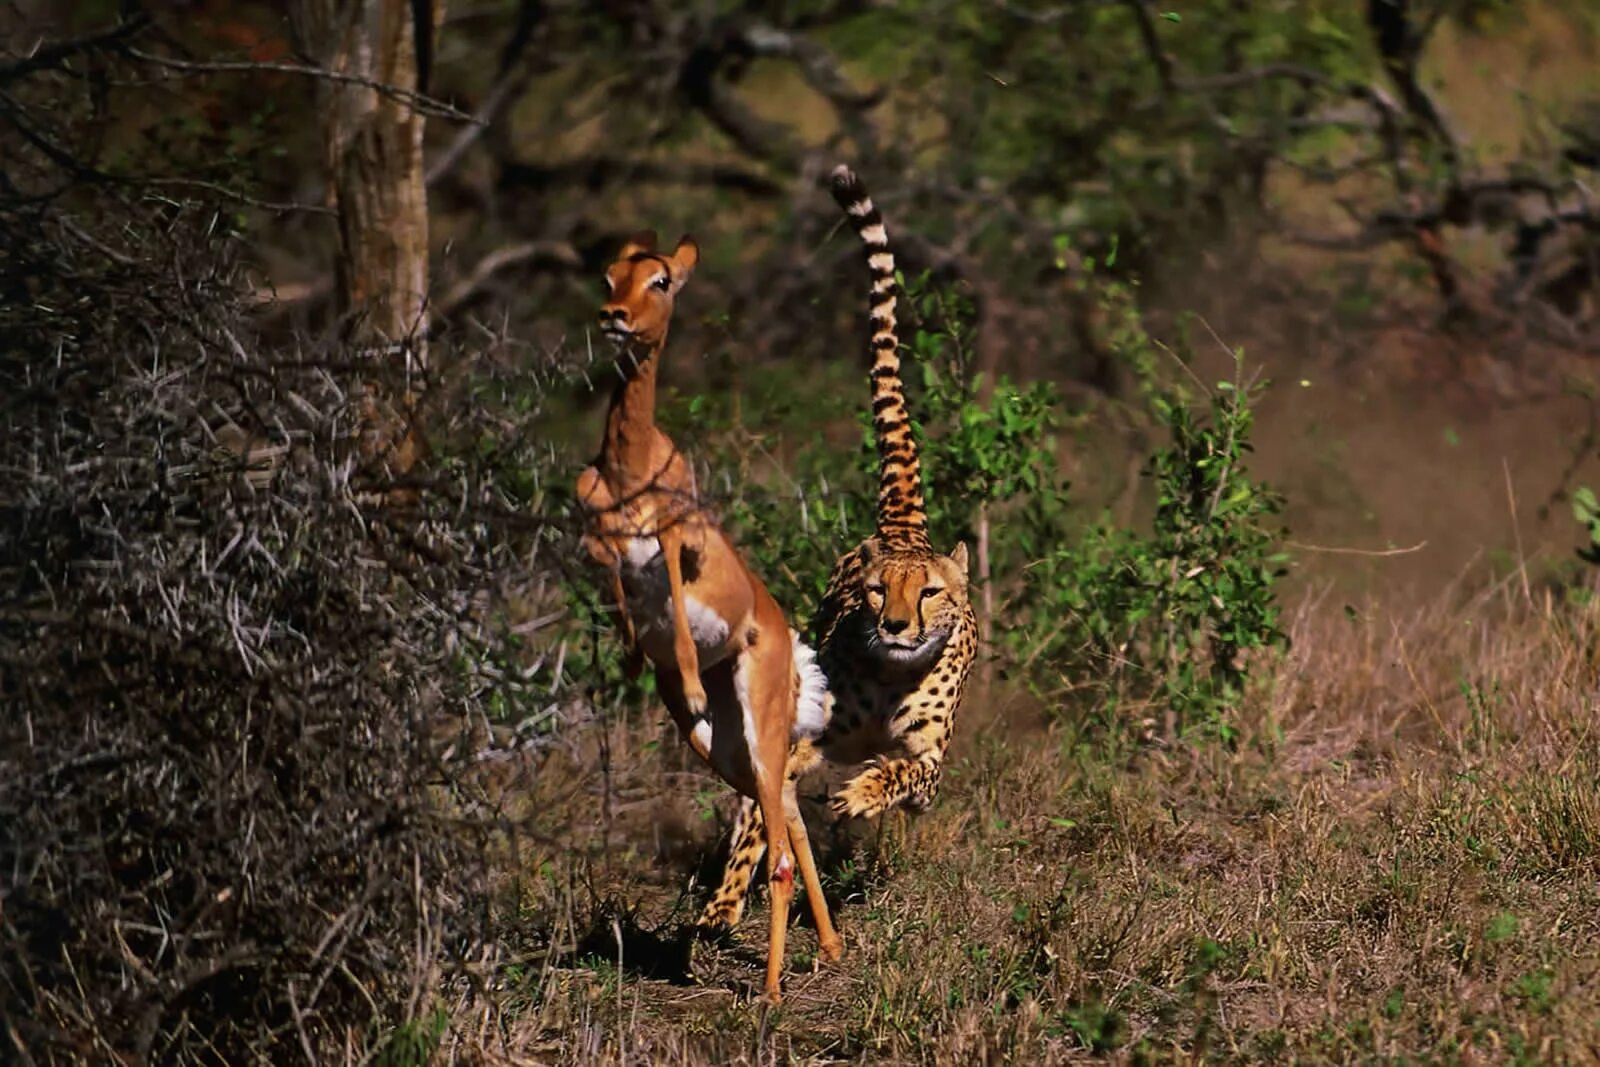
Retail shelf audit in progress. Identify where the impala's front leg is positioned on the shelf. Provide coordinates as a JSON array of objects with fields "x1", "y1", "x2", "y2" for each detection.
[
  {"x1": 608, "y1": 569, "x2": 645, "y2": 678},
  {"x1": 578, "y1": 467, "x2": 643, "y2": 671},
  {"x1": 657, "y1": 522, "x2": 708, "y2": 715},
  {"x1": 657, "y1": 667, "x2": 714, "y2": 764},
  {"x1": 579, "y1": 533, "x2": 643, "y2": 672}
]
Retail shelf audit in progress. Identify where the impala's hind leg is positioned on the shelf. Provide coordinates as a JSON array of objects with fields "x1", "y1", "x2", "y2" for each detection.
[
  {"x1": 735, "y1": 649, "x2": 796, "y2": 1003},
  {"x1": 700, "y1": 737, "x2": 826, "y2": 932},
  {"x1": 784, "y1": 779, "x2": 843, "y2": 963},
  {"x1": 755, "y1": 773, "x2": 793, "y2": 1002}
]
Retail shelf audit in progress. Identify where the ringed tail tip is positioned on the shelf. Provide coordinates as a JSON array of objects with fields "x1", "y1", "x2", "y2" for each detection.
[{"x1": 830, "y1": 164, "x2": 868, "y2": 208}]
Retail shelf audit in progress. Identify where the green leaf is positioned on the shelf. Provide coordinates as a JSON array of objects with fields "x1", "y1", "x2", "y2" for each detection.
[{"x1": 1574, "y1": 486, "x2": 1599, "y2": 523}]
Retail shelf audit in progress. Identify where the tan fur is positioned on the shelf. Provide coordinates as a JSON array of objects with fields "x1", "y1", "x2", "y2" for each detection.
[
  {"x1": 577, "y1": 232, "x2": 840, "y2": 1000},
  {"x1": 698, "y1": 168, "x2": 979, "y2": 932}
]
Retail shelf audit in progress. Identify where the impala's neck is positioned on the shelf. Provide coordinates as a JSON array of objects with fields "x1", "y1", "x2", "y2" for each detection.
[{"x1": 603, "y1": 337, "x2": 664, "y2": 481}]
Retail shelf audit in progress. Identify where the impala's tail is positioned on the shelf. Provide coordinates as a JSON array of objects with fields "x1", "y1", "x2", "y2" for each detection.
[{"x1": 830, "y1": 164, "x2": 929, "y2": 550}]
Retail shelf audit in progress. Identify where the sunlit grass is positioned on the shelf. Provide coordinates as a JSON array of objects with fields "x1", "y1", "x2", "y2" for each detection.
[{"x1": 445, "y1": 580, "x2": 1600, "y2": 1062}]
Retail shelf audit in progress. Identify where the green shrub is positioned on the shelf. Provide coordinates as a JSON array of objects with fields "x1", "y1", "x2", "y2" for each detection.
[
  {"x1": 598, "y1": 271, "x2": 1286, "y2": 743},
  {"x1": 1574, "y1": 486, "x2": 1600, "y2": 566},
  {"x1": 1011, "y1": 284, "x2": 1289, "y2": 740}
]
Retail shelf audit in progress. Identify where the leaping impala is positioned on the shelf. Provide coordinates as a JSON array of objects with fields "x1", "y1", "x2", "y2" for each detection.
[{"x1": 575, "y1": 231, "x2": 843, "y2": 1002}]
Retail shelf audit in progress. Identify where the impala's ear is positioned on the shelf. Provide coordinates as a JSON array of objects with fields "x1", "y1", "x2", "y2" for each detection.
[
  {"x1": 669, "y1": 235, "x2": 700, "y2": 285},
  {"x1": 948, "y1": 541, "x2": 970, "y2": 578},
  {"x1": 617, "y1": 230, "x2": 659, "y2": 260}
]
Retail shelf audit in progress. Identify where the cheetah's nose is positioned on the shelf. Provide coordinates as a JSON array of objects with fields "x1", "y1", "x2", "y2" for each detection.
[{"x1": 881, "y1": 617, "x2": 909, "y2": 636}]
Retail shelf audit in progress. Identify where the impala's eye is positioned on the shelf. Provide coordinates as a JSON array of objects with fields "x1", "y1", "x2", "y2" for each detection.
[{"x1": 651, "y1": 274, "x2": 671, "y2": 291}]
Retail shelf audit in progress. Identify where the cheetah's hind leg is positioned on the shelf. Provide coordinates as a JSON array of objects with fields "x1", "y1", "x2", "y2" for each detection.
[{"x1": 697, "y1": 796, "x2": 766, "y2": 934}]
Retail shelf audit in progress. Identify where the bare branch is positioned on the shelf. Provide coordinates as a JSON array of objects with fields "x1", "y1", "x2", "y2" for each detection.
[
  {"x1": 736, "y1": 22, "x2": 883, "y2": 153},
  {"x1": 0, "y1": 14, "x2": 151, "y2": 86},
  {"x1": 141, "y1": 177, "x2": 335, "y2": 216},
  {"x1": 1123, "y1": 0, "x2": 1176, "y2": 97},
  {"x1": 678, "y1": 49, "x2": 803, "y2": 170},
  {"x1": 426, "y1": 0, "x2": 546, "y2": 187},
  {"x1": 1366, "y1": 0, "x2": 1459, "y2": 166},
  {"x1": 435, "y1": 241, "x2": 582, "y2": 318},
  {"x1": 123, "y1": 46, "x2": 478, "y2": 124},
  {"x1": 426, "y1": 65, "x2": 529, "y2": 187}
]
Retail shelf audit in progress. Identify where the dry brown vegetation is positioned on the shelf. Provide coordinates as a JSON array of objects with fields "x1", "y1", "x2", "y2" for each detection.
[
  {"x1": 436, "y1": 572, "x2": 1600, "y2": 1064},
  {"x1": 8, "y1": 3, "x2": 1600, "y2": 1063}
]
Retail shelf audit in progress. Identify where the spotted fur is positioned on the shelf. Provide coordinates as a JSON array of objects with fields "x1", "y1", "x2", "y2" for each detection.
[{"x1": 698, "y1": 165, "x2": 978, "y2": 931}]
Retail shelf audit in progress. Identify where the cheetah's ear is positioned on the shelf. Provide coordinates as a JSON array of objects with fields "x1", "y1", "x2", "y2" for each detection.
[
  {"x1": 857, "y1": 537, "x2": 879, "y2": 566},
  {"x1": 948, "y1": 542, "x2": 969, "y2": 578}
]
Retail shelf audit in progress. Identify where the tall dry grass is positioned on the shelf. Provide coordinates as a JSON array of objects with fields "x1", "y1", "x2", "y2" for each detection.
[{"x1": 429, "y1": 572, "x2": 1600, "y2": 1063}]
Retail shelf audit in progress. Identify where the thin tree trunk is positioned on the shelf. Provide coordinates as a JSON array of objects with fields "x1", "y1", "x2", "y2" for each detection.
[{"x1": 291, "y1": 0, "x2": 442, "y2": 476}]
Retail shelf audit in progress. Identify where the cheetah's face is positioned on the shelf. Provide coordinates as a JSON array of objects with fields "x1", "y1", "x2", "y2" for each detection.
[{"x1": 859, "y1": 540, "x2": 970, "y2": 669}]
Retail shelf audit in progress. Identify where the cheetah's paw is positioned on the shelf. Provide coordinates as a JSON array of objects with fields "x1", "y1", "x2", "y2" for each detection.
[{"x1": 831, "y1": 764, "x2": 891, "y2": 819}]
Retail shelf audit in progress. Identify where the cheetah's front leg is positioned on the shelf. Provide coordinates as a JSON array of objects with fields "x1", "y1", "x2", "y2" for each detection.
[
  {"x1": 832, "y1": 689, "x2": 954, "y2": 818},
  {"x1": 831, "y1": 754, "x2": 944, "y2": 819}
]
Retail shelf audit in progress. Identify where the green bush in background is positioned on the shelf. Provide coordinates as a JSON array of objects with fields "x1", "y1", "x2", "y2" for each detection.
[{"x1": 621, "y1": 272, "x2": 1291, "y2": 741}]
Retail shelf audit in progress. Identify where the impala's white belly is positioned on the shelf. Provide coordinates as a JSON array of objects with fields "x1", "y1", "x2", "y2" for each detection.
[
  {"x1": 689, "y1": 631, "x2": 832, "y2": 786},
  {"x1": 619, "y1": 536, "x2": 732, "y2": 666}
]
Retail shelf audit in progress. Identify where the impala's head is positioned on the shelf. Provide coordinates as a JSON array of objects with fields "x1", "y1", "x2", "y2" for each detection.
[
  {"x1": 598, "y1": 231, "x2": 699, "y2": 349},
  {"x1": 857, "y1": 539, "x2": 971, "y2": 669}
]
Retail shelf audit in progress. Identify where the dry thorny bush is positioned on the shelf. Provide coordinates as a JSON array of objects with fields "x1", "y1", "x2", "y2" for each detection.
[{"x1": 0, "y1": 190, "x2": 581, "y2": 1063}]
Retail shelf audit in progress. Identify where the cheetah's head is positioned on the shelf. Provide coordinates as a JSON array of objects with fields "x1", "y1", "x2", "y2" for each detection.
[{"x1": 858, "y1": 539, "x2": 970, "y2": 670}]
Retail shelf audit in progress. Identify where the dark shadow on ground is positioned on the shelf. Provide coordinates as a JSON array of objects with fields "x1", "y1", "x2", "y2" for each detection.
[{"x1": 565, "y1": 902, "x2": 697, "y2": 985}]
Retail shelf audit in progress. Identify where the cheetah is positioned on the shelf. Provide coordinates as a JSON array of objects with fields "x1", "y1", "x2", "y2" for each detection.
[{"x1": 696, "y1": 165, "x2": 979, "y2": 932}]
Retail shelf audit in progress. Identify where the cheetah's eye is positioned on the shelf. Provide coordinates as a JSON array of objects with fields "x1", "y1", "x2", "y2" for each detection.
[
  {"x1": 866, "y1": 584, "x2": 885, "y2": 597},
  {"x1": 919, "y1": 586, "x2": 940, "y2": 600}
]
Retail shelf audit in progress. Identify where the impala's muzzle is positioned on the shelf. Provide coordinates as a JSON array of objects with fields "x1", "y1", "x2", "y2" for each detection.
[{"x1": 598, "y1": 305, "x2": 633, "y2": 343}]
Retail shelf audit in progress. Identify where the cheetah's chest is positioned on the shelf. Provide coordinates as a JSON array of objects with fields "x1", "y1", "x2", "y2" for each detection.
[
  {"x1": 817, "y1": 654, "x2": 959, "y2": 758},
  {"x1": 813, "y1": 599, "x2": 975, "y2": 759}
]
